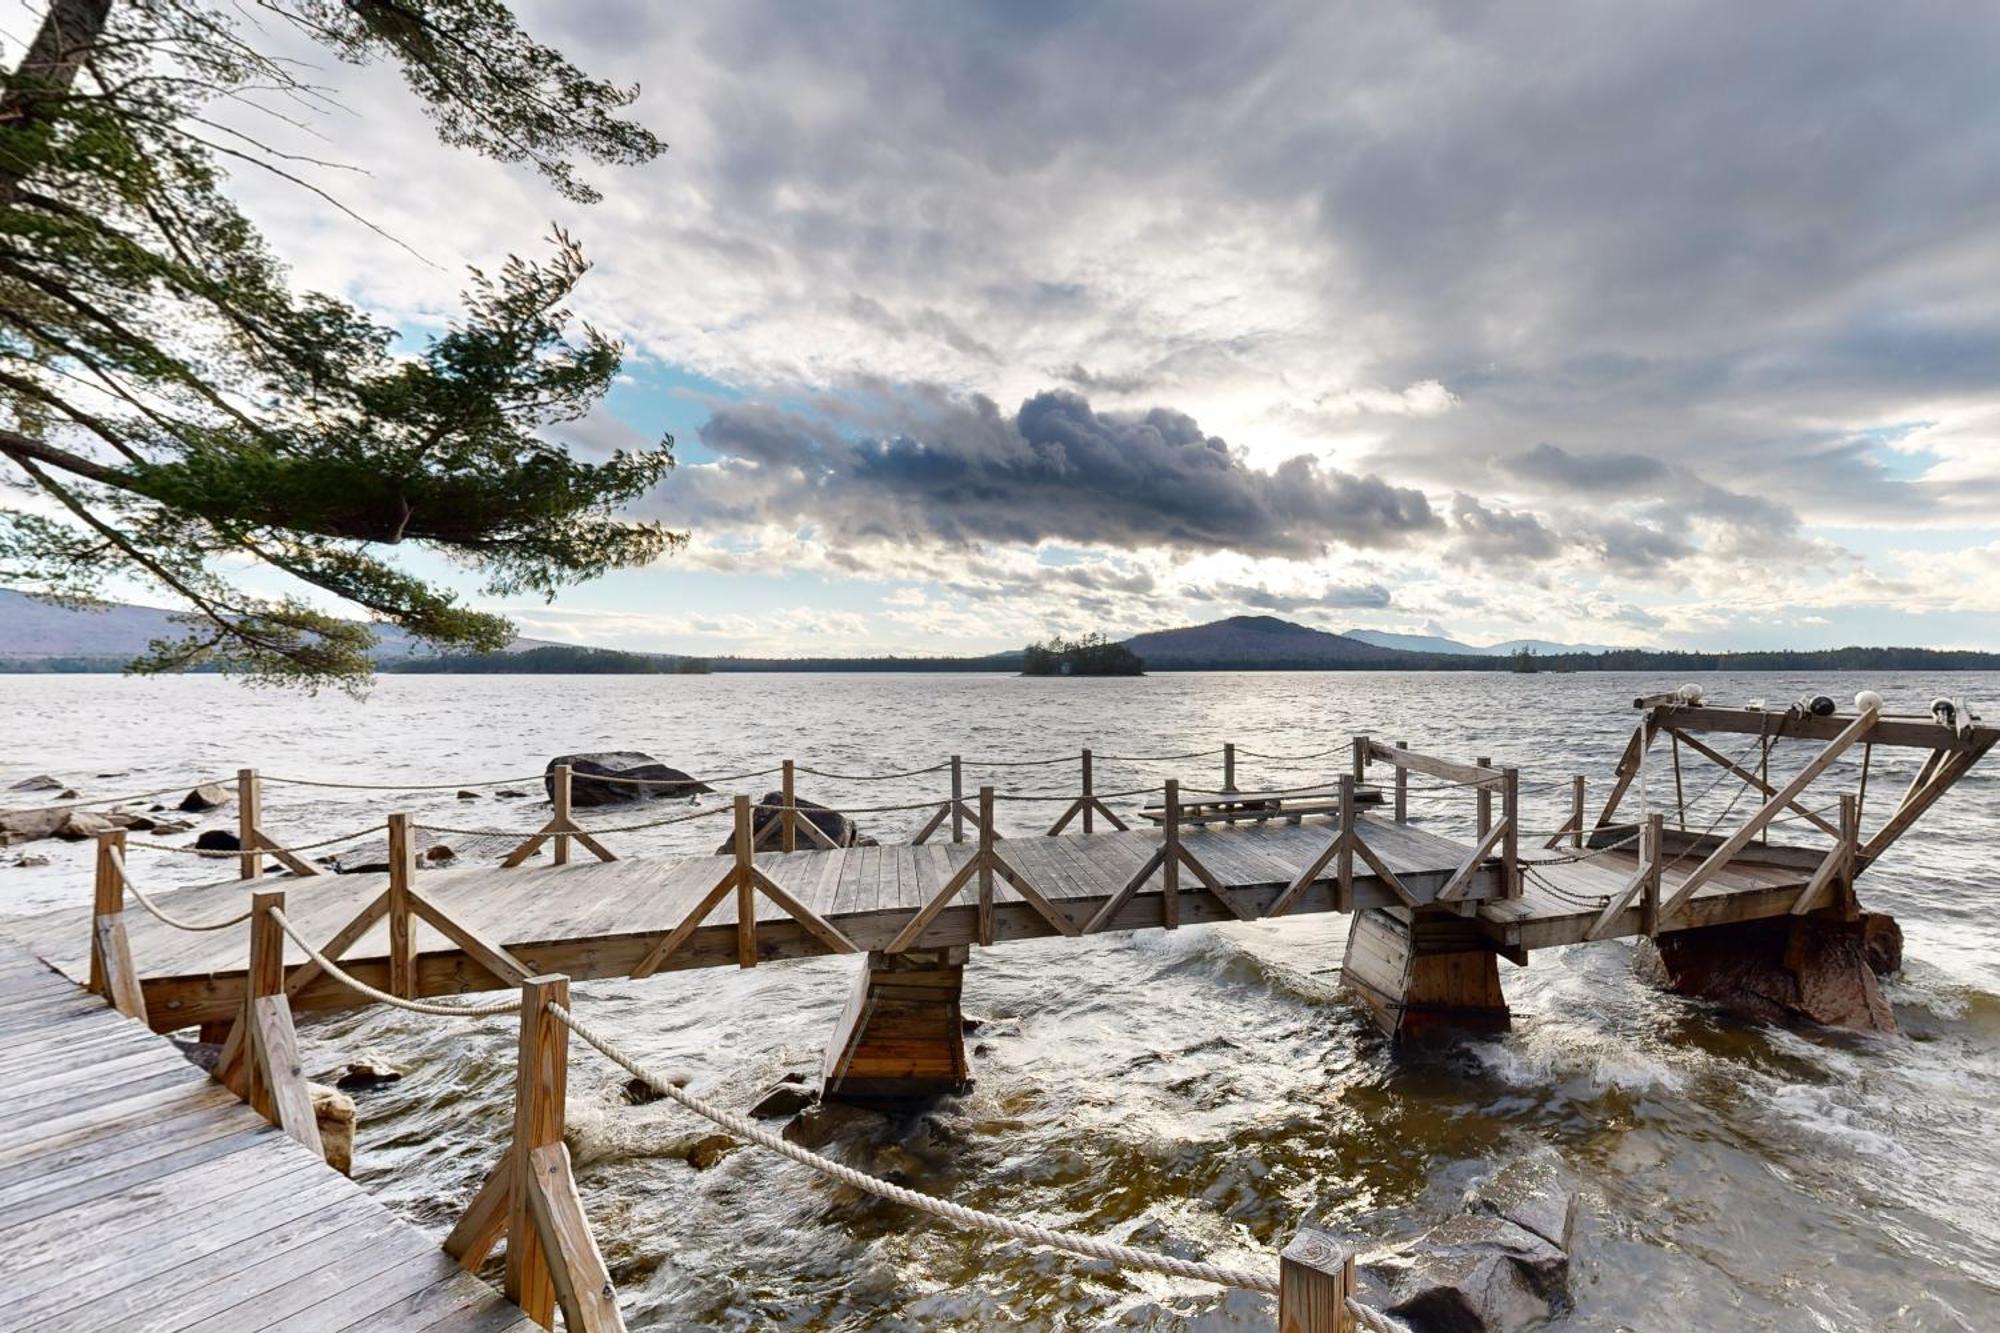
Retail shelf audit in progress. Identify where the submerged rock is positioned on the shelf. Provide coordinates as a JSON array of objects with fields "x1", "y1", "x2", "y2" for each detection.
[
  {"x1": 311, "y1": 1082, "x2": 357, "y2": 1176},
  {"x1": 1350, "y1": 1149, "x2": 1580, "y2": 1333},
  {"x1": 714, "y1": 791, "x2": 873, "y2": 854},
  {"x1": 685, "y1": 1133, "x2": 739, "y2": 1170},
  {"x1": 52, "y1": 811, "x2": 113, "y2": 841},
  {"x1": 9, "y1": 774, "x2": 63, "y2": 792},
  {"x1": 195, "y1": 829, "x2": 241, "y2": 852},
  {"x1": 620, "y1": 1071, "x2": 690, "y2": 1106},
  {"x1": 179, "y1": 782, "x2": 231, "y2": 812},
  {"x1": 546, "y1": 753, "x2": 711, "y2": 807},
  {"x1": 1642, "y1": 915, "x2": 1898, "y2": 1033},
  {"x1": 749, "y1": 1079, "x2": 817, "y2": 1120},
  {"x1": 334, "y1": 1059, "x2": 405, "y2": 1092}
]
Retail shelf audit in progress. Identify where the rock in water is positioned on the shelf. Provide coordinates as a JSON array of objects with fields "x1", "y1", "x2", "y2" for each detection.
[
  {"x1": 53, "y1": 811, "x2": 113, "y2": 841},
  {"x1": 713, "y1": 791, "x2": 866, "y2": 854},
  {"x1": 1641, "y1": 916, "x2": 1898, "y2": 1033},
  {"x1": 9, "y1": 774, "x2": 63, "y2": 792},
  {"x1": 545, "y1": 753, "x2": 712, "y2": 807},
  {"x1": 749, "y1": 1080, "x2": 817, "y2": 1119},
  {"x1": 0, "y1": 807, "x2": 68, "y2": 842},
  {"x1": 179, "y1": 782, "x2": 231, "y2": 812},
  {"x1": 685, "y1": 1134, "x2": 739, "y2": 1170},
  {"x1": 195, "y1": 829, "x2": 241, "y2": 852},
  {"x1": 1354, "y1": 1148, "x2": 1580, "y2": 1332},
  {"x1": 1859, "y1": 912, "x2": 1902, "y2": 975}
]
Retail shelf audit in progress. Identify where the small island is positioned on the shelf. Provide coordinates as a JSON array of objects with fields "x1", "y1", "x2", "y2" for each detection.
[{"x1": 1021, "y1": 632, "x2": 1146, "y2": 676}]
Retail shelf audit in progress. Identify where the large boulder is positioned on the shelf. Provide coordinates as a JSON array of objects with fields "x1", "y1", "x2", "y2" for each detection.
[
  {"x1": 9, "y1": 774, "x2": 63, "y2": 792},
  {"x1": 1353, "y1": 1150, "x2": 1580, "y2": 1333},
  {"x1": 1, "y1": 807, "x2": 70, "y2": 844},
  {"x1": 1641, "y1": 915, "x2": 1897, "y2": 1033},
  {"x1": 311, "y1": 1083, "x2": 357, "y2": 1176},
  {"x1": 715, "y1": 791, "x2": 871, "y2": 854},
  {"x1": 545, "y1": 752, "x2": 711, "y2": 807},
  {"x1": 179, "y1": 782, "x2": 232, "y2": 813}
]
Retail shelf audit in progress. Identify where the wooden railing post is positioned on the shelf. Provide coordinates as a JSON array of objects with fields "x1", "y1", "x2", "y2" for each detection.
[
  {"x1": 1501, "y1": 767, "x2": 1520, "y2": 899},
  {"x1": 1394, "y1": 741, "x2": 1408, "y2": 823},
  {"x1": 734, "y1": 795, "x2": 757, "y2": 968},
  {"x1": 1081, "y1": 748, "x2": 1095, "y2": 834},
  {"x1": 1838, "y1": 792, "x2": 1861, "y2": 918},
  {"x1": 507, "y1": 974, "x2": 568, "y2": 1325},
  {"x1": 387, "y1": 812, "x2": 418, "y2": 998},
  {"x1": 951, "y1": 755, "x2": 965, "y2": 844},
  {"x1": 1571, "y1": 774, "x2": 1586, "y2": 849},
  {"x1": 1279, "y1": 1226, "x2": 1356, "y2": 1332},
  {"x1": 243, "y1": 890, "x2": 322, "y2": 1154},
  {"x1": 1351, "y1": 735, "x2": 1367, "y2": 785},
  {"x1": 781, "y1": 759, "x2": 797, "y2": 853},
  {"x1": 552, "y1": 764, "x2": 573, "y2": 866},
  {"x1": 89, "y1": 828, "x2": 147, "y2": 1022},
  {"x1": 1223, "y1": 742, "x2": 1236, "y2": 794},
  {"x1": 977, "y1": 786, "x2": 996, "y2": 945},
  {"x1": 237, "y1": 766, "x2": 262, "y2": 881},
  {"x1": 1337, "y1": 775, "x2": 1356, "y2": 910},
  {"x1": 1161, "y1": 778, "x2": 1180, "y2": 929},
  {"x1": 1641, "y1": 813, "x2": 1664, "y2": 938},
  {"x1": 1476, "y1": 756, "x2": 1493, "y2": 836}
]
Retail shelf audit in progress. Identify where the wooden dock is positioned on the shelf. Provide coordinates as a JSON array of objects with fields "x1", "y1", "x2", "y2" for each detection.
[{"x1": 0, "y1": 940, "x2": 532, "y2": 1333}]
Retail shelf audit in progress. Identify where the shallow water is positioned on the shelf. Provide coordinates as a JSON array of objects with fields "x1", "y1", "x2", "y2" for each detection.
[{"x1": 3, "y1": 670, "x2": 1998, "y2": 1330}]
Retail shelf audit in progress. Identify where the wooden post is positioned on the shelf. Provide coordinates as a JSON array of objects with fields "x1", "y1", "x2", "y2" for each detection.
[
  {"x1": 734, "y1": 795, "x2": 756, "y2": 968},
  {"x1": 1161, "y1": 779, "x2": 1180, "y2": 929},
  {"x1": 1571, "y1": 774, "x2": 1586, "y2": 849},
  {"x1": 89, "y1": 829, "x2": 147, "y2": 1022},
  {"x1": 1641, "y1": 813, "x2": 1664, "y2": 938},
  {"x1": 1670, "y1": 733, "x2": 1687, "y2": 831},
  {"x1": 1476, "y1": 757, "x2": 1493, "y2": 836},
  {"x1": 552, "y1": 764, "x2": 573, "y2": 866},
  {"x1": 237, "y1": 767, "x2": 263, "y2": 881},
  {"x1": 1394, "y1": 741, "x2": 1408, "y2": 823},
  {"x1": 781, "y1": 759, "x2": 797, "y2": 853},
  {"x1": 507, "y1": 975, "x2": 570, "y2": 1327},
  {"x1": 1081, "y1": 748, "x2": 1095, "y2": 834},
  {"x1": 1222, "y1": 742, "x2": 1236, "y2": 794},
  {"x1": 1351, "y1": 735, "x2": 1368, "y2": 785},
  {"x1": 1336, "y1": 775, "x2": 1356, "y2": 911},
  {"x1": 1278, "y1": 1226, "x2": 1356, "y2": 1332},
  {"x1": 387, "y1": 812, "x2": 418, "y2": 999},
  {"x1": 242, "y1": 890, "x2": 322, "y2": 1155},
  {"x1": 1837, "y1": 792, "x2": 1861, "y2": 919},
  {"x1": 951, "y1": 755, "x2": 965, "y2": 844},
  {"x1": 1501, "y1": 767, "x2": 1520, "y2": 900},
  {"x1": 977, "y1": 786, "x2": 996, "y2": 946}
]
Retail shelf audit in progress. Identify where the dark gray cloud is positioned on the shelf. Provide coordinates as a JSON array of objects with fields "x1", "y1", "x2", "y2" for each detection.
[
  {"x1": 1449, "y1": 494, "x2": 1562, "y2": 562},
  {"x1": 1502, "y1": 444, "x2": 1670, "y2": 494},
  {"x1": 1193, "y1": 581, "x2": 1394, "y2": 613},
  {"x1": 678, "y1": 389, "x2": 1438, "y2": 557}
]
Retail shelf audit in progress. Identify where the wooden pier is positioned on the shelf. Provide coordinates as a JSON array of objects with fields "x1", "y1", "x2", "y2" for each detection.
[{"x1": 3, "y1": 695, "x2": 1992, "y2": 1332}]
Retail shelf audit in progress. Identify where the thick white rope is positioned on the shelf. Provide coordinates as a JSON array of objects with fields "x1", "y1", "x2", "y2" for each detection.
[
  {"x1": 269, "y1": 907, "x2": 521, "y2": 1016},
  {"x1": 549, "y1": 1001, "x2": 1280, "y2": 1294},
  {"x1": 109, "y1": 848, "x2": 255, "y2": 932},
  {"x1": 126, "y1": 823, "x2": 384, "y2": 858},
  {"x1": 263, "y1": 773, "x2": 547, "y2": 791}
]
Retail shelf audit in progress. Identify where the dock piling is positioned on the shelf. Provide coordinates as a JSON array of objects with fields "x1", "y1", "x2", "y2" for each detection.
[
  {"x1": 1278, "y1": 1227, "x2": 1356, "y2": 1332},
  {"x1": 238, "y1": 767, "x2": 262, "y2": 881},
  {"x1": 782, "y1": 759, "x2": 797, "y2": 853},
  {"x1": 387, "y1": 811, "x2": 418, "y2": 998},
  {"x1": 89, "y1": 828, "x2": 146, "y2": 1022}
]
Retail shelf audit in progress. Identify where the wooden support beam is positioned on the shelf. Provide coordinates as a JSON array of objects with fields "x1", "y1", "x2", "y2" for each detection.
[
  {"x1": 283, "y1": 890, "x2": 387, "y2": 999},
  {"x1": 950, "y1": 755, "x2": 965, "y2": 844},
  {"x1": 1660, "y1": 708, "x2": 1878, "y2": 919},
  {"x1": 243, "y1": 891, "x2": 322, "y2": 1156},
  {"x1": 552, "y1": 764, "x2": 573, "y2": 867},
  {"x1": 1792, "y1": 793, "x2": 1860, "y2": 916},
  {"x1": 1222, "y1": 742, "x2": 1235, "y2": 794},
  {"x1": 1083, "y1": 748, "x2": 1096, "y2": 832},
  {"x1": 1175, "y1": 842, "x2": 1254, "y2": 921},
  {"x1": 1585, "y1": 814, "x2": 1662, "y2": 941},
  {"x1": 1501, "y1": 767, "x2": 1520, "y2": 900},
  {"x1": 1436, "y1": 819, "x2": 1506, "y2": 903},
  {"x1": 629, "y1": 862, "x2": 738, "y2": 977},
  {"x1": 1161, "y1": 779, "x2": 1181, "y2": 929},
  {"x1": 884, "y1": 855, "x2": 980, "y2": 952},
  {"x1": 822, "y1": 946, "x2": 971, "y2": 1103},
  {"x1": 507, "y1": 975, "x2": 569, "y2": 1328},
  {"x1": 1665, "y1": 726, "x2": 1841, "y2": 839},
  {"x1": 1860, "y1": 739, "x2": 1992, "y2": 863},
  {"x1": 912, "y1": 799, "x2": 952, "y2": 844},
  {"x1": 781, "y1": 760, "x2": 797, "y2": 853},
  {"x1": 977, "y1": 786, "x2": 996, "y2": 946},
  {"x1": 1393, "y1": 741, "x2": 1408, "y2": 823},
  {"x1": 1336, "y1": 776, "x2": 1356, "y2": 911},
  {"x1": 1082, "y1": 846, "x2": 1165, "y2": 933},
  {"x1": 387, "y1": 812, "x2": 418, "y2": 998},
  {"x1": 1475, "y1": 757, "x2": 1493, "y2": 837},
  {"x1": 1279, "y1": 1226, "x2": 1356, "y2": 1333},
  {"x1": 1642, "y1": 814, "x2": 1663, "y2": 938},
  {"x1": 525, "y1": 1140, "x2": 625, "y2": 1331},
  {"x1": 1656, "y1": 704, "x2": 1992, "y2": 750},
  {"x1": 410, "y1": 890, "x2": 534, "y2": 985},
  {"x1": 238, "y1": 767, "x2": 263, "y2": 882},
  {"x1": 445, "y1": 1158, "x2": 512, "y2": 1271},
  {"x1": 89, "y1": 829, "x2": 147, "y2": 1024},
  {"x1": 1351, "y1": 734, "x2": 1368, "y2": 785},
  {"x1": 734, "y1": 795, "x2": 756, "y2": 968},
  {"x1": 1594, "y1": 720, "x2": 1658, "y2": 829},
  {"x1": 1364, "y1": 738, "x2": 1506, "y2": 787}
]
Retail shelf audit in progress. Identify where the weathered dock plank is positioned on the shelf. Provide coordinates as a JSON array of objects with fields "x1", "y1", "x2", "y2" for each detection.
[{"x1": 0, "y1": 941, "x2": 528, "y2": 1333}]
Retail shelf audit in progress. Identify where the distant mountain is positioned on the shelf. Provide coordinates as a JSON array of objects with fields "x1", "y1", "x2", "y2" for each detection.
[
  {"x1": 0, "y1": 589, "x2": 551, "y2": 660},
  {"x1": 1123, "y1": 615, "x2": 1417, "y2": 669},
  {"x1": 1347, "y1": 629, "x2": 1621, "y2": 656}
]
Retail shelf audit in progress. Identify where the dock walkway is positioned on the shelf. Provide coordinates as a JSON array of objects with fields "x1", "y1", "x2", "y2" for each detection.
[{"x1": 0, "y1": 940, "x2": 531, "y2": 1333}]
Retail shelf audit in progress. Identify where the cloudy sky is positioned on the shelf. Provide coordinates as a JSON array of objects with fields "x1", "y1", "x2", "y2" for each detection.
[{"x1": 218, "y1": 1, "x2": 2000, "y2": 654}]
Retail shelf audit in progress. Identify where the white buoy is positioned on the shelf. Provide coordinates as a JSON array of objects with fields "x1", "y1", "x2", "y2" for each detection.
[
  {"x1": 1855, "y1": 690, "x2": 1884, "y2": 714},
  {"x1": 1677, "y1": 682, "x2": 1705, "y2": 704}
]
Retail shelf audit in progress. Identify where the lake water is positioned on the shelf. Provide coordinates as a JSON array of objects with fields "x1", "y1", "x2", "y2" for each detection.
[{"x1": 3, "y1": 670, "x2": 1998, "y2": 1330}]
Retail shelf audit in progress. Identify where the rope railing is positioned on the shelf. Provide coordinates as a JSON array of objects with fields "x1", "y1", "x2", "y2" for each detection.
[
  {"x1": 124, "y1": 822, "x2": 383, "y2": 859},
  {"x1": 107, "y1": 845, "x2": 255, "y2": 932},
  {"x1": 548, "y1": 999, "x2": 1281, "y2": 1294},
  {"x1": 269, "y1": 905, "x2": 523, "y2": 1017}
]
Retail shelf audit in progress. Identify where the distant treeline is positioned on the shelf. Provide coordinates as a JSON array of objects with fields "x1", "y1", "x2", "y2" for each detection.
[{"x1": 381, "y1": 645, "x2": 711, "y2": 674}]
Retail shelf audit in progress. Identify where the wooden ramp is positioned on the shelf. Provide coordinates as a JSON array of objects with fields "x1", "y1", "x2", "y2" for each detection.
[{"x1": 0, "y1": 940, "x2": 532, "y2": 1333}]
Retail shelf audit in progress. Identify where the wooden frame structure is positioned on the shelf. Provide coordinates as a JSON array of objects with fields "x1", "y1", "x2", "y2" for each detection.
[{"x1": 1361, "y1": 739, "x2": 1522, "y2": 904}]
